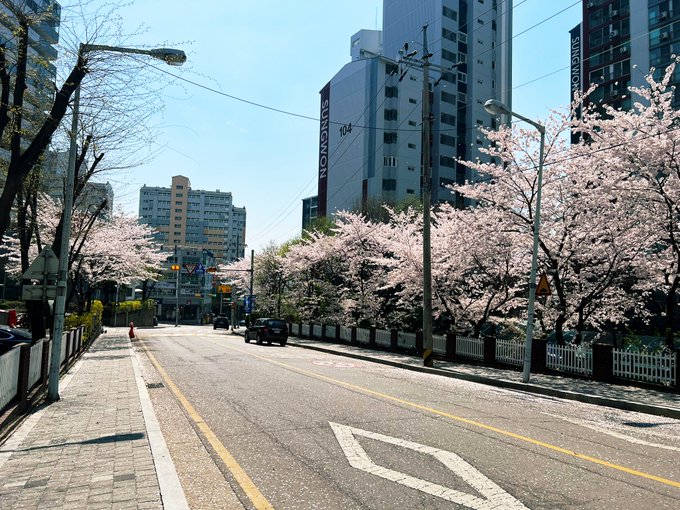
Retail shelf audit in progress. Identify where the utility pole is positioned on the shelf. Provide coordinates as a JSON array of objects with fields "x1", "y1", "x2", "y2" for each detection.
[
  {"x1": 174, "y1": 247, "x2": 182, "y2": 327},
  {"x1": 421, "y1": 25, "x2": 434, "y2": 368},
  {"x1": 248, "y1": 249, "x2": 254, "y2": 323}
]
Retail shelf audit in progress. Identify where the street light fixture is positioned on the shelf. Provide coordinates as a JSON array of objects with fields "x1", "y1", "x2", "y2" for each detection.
[
  {"x1": 48, "y1": 43, "x2": 186, "y2": 402},
  {"x1": 484, "y1": 98, "x2": 546, "y2": 384}
]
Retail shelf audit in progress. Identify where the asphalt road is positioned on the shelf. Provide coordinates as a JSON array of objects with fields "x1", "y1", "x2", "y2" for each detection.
[{"x1": 135, "y1": 325, "x2": 680, "y2": 510}]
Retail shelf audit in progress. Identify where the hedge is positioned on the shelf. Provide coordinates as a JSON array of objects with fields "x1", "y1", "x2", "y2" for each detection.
[
  {"x1": 65, "y1": 300, "x2": 103, "y2": 342},
  {"x1": 114, "y1": 299, "x2": 155, "y2": 313}
]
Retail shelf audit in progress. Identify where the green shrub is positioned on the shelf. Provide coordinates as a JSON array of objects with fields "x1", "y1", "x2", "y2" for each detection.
[
  {"x1": 114, "y1": 299, "x2": 155, "y2": 313},
  {"x1": 65, "y1": 300, "x2": 103, "y2": 342}
]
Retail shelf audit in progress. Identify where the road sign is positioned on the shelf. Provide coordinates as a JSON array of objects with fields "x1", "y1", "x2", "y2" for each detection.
[
  {"x1": 22, "y1": 246, "x2": 59, "y2": 280},
  {"x1": 22, "y1": 284, "x2": 57, "y2": 300},
  {"x1": 218, "y1": 285, "x2": 232, "y2": 294},
  {"x1": 536, "y1": 272, "x2": 551, "y2": 296},
  {"x1": 184, "y1": 264, "x2": 197, "y2": 274}
]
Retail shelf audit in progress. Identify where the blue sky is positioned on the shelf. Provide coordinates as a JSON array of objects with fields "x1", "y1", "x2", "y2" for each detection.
[{"x1": 80, "y1": 1, "x2": 582, "y2": 253}]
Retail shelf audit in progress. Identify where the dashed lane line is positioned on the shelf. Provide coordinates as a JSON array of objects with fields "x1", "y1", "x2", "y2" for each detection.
[{"x1": 202, "y1": 337, "x2": 680, "y2": 491}]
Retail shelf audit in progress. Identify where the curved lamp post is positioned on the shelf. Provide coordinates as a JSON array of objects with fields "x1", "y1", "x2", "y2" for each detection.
[
  {"x1": 49, "y1": 44, "x2": 186, "y2": 402},
  {"x1": 484, "y1": 99, "x2": 546, "y2": 384}
]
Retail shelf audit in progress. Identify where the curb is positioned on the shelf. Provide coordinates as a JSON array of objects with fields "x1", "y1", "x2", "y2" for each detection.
[{"x1": 287, "y1": 340, "x2": 680, "y2": 420}]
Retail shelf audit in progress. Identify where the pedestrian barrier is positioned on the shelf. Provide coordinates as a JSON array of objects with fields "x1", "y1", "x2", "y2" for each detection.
[
  {"x1": 547, "y1": 343, "x2": 593, "y2": 376},
  {"x1": 398, "y1": 331, "x2": 416, "y2": 350},
  {"x1": 0, "y1": 326, "x2": 87, "y2": 417},
  {"x1": 375, "y1": 329, "x2": 391, "y2": 348},
  {"x1": 340, "y1": 326, "x2": 352, "y2": 342},
  {"x1": 433, "y1": 334, "x2": 447, "y2": 355},
  {"x1": 613, "y1": 349, "x2": 676, "y2": 386},
  {"x1": 495, "y1": 339, "x2": 524, "y2": 366},
  {"x1": 287, "y1": 321, "x2": 679, "y2": 390},
  {"x1": 356, "y1": 328, "x2": 370, "y2": 344},
  {"x1": 456, "y1": 336, "x2": 484, "y2": 361}
]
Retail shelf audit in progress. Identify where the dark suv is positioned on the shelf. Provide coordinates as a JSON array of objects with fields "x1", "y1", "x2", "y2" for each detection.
[
  {"x1": 245, "y1": 318, "x2": 288, "y2": 346},
  {"x1": 213, "y1": 315, "x2": 230, "y2": 330}
]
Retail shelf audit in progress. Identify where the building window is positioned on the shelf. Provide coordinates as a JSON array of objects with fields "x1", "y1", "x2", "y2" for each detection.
[
  {"x1": 384, "y1": 156, "x2": 398, "y2": 167},
  {"x1": 408, "y1": 166, "x2": 416, "y2": 171},
  {"x1": 175, "y1": 193, "x2": 183, "y2": 197},
  {"x1": 384, "y1": 132, "x2": 398, "y2": 144},
  {"x1": 441, "y1": 134, "x2": 456, "y2": 146},
  {"x1": 441, "y1": 113, "x2": 456, "y2": 125},
  {"x1": 386, "y1": 63, "x2": 398, "y2": 75},
  {"x1": 409, "y1": 98, "x2": 417, "y2": 104},
  {"x1": 458, "y1": 72, "x2": 467, "y2": 84},
  {"x1": 175, "y1": 216, "x2": 182, "y2": 220},
  {"x1": 443, "y1": 28, "x2": 457, "y2": 42},
  {"x1": 384, "y1": 108, "x2": 398, "y2": 121},
  {"x1": 408, "y1": 143, "x2": 417, "y2": 149},
  {"x1": 407, "y1": 189, "x2": 415, "y2": 194},
  {"x1": 408, "y1": 120, "x2": 417, "y2": 126},
  {"x1": 441, "y1": 91, "x2": 456, "y2": 104},
  {"x1": 176, "y1": 185, "x2": 184, "y2": 189},
  {"x1": 442, "y1": 49, "x2": 457, "y2": 62},
  {"x1": 382, "y1": 179, "x2": 396, "y2": 191},
  {"x1": 175, "y1": 201, "x2": 182, "y2": 205},
  {"x1": 440, "y1": 155, "x2": 456, "y2": 168},
  {"x1": 443, "y1": 6, "x2": 457, "y2": 20},
  {"x1": 385, "y1": 86, "x2": 399, "y2": 98}
]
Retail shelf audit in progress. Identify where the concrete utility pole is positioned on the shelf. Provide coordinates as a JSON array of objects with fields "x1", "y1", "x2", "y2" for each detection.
[
  {"x1": 249, "y1": 249, "x2": 255, "y2": 322},
  {"x1": 421, "y1": 25, "x2": 434, "y2": 368}
]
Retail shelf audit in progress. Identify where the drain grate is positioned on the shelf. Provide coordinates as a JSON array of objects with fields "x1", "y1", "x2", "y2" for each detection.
[{"x1": 146, "y1": 382, "x2": 164, "y2": 389}]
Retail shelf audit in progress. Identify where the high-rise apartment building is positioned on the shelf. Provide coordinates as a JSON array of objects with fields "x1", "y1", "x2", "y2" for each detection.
[
  {"x1": 571, "y1": 1, "x2": 676, "y2": 111},
  {"x1": 138, "y1": 175, "x2": 246, "y2": 263},
  {"x1": 316, "y1": 0, "x2": 512, "y2": 217}
]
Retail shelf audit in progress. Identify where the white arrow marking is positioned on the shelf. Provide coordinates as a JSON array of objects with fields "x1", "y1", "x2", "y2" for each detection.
[{"x1": 330, "y1": 422, "x2": 528, "y2": 510}]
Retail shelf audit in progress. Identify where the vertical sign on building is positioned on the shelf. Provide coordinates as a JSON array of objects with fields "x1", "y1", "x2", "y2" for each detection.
[
  {"x1": 570, "y1": 24, "x2": 582, "y2": 144},
  {"x1": 318, "y1": 82, "x2": 331, "y2": 218}
]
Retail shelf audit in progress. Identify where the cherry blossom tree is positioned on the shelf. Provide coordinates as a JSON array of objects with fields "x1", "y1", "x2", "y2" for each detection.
[{"x1": 457, "y1": 101, "x2": 648, "y2": 343}]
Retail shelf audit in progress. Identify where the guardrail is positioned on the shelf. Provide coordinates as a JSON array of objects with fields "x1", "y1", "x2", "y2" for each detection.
[
  {"x1": 288, "y1": 322, "x2": 680, "y2": 390},
  {"x1": 0, "y1": 326, "x2": 87, "y2": 416}
]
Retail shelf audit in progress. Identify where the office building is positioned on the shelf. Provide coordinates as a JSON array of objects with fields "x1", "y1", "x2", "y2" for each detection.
[
  {"x1": 138, "y1": 175, "x2": 246, "y2": 263},
  {"x1": 316, "y1": 0, "x2": 513, "y2": 217},
  {"x1": 302, "y1": 195, "x2": 319, "y2": 230},
  {"x1": 571, "y1": 1, "x2": 674, "y2": 112}
]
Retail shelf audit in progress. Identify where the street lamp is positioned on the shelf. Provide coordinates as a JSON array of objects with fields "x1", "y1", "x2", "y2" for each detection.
[
  {"x1": 484, "y1": 99, "x2": 546, "y2": 384},
  {"x1": 48, "y1": 43, "x2": 186, "y2": 402}
]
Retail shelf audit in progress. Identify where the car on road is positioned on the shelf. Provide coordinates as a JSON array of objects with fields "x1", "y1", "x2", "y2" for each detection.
[
  {"x1": 213, "y1": 315, "x2": 230, "y2": 330},
  {"x1": 0, "y1": 325, "x2": 34, "y2": 355},
  {"x1": 245, "y1": 318, "x2": 288, "y2": 346}
]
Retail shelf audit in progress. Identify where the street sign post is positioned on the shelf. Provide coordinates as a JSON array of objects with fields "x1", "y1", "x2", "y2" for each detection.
[{"x1": 21, "y1": 246, "x2": 59, "y2": 301}]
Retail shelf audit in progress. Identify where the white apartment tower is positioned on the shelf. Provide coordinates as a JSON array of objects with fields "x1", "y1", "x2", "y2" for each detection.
[{"x1": 316, "y1": 0, "x2": 512, "y2": 217}]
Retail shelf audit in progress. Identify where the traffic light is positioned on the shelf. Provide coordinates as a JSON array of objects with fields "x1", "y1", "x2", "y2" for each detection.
[{"x1": 171, "y1": 264, "x2": 180, "y2": 271}]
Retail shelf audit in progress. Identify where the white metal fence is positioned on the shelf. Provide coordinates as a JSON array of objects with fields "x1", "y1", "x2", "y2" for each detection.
[
  {"x1": 456, "y1": 336, "x2": 484, "y2": 360},
  {"x1": 375, "y1": 329, "x2": 391, "y2": 347},
  {"x1": 613, "y1": 349, "x2": 676, "y2": 386},
  {"x1": 356, "y1": 328, "x2": 370, "y2": 344},
  {"x1": 398, "y1": 331, "x2": 416, "y2": 350},
  {"x1": 0, "y1": 348, "x2": 21, "y2": 411},
  {"x1": 312, "y1": 324, "x2": 323, "y2": 338},
  {"x1": 546, "y1": 343, "x2": 592, "y2": 376},
  {"x1": 301, "y1": 324, "x2": 310, "y2": 337},
  {"x1": 495, "y1": 339, "x2": 524, "y2": 366},
  {"x1": 340, "y1": 326, "x2": 352, "y2": 342},
  {"x1": 28, "y1": 340, "x2": 44, "y2": 388},
  {"x1": 433, "y1": 334, "x2": 447, "y2": 355}
]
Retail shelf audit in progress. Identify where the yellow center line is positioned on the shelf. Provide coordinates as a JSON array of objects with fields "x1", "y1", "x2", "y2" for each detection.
[
  {"x1": 138, "y1": 341, "x2": 274, "y2": 510},
  {"x1": 205, "y1": 337, "x2": 680, "y2": 491}
]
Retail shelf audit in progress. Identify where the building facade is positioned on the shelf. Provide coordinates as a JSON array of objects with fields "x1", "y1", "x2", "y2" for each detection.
[
  {"x1": 572, "y1": 1, "x2": 677, "y2": 111},
  {"x1": 138, "y1": 175, "x2": 246, "y2": 262},
  {"x1": 316, "y1": 0, "x2": 513, "y2": 218}
]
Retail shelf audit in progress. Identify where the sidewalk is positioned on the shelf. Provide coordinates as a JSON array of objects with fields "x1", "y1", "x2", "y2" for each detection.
[
  {"x1": 285, "y1": 336, "x2": 680, "y2": 420},
  {"x1": 0, "y1": 332, "x2": 188, "y2": 510}
]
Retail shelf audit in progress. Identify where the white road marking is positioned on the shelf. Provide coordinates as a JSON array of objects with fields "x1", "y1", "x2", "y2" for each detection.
[
  {"x1": 330, "y1": 422, "x2": 528, "y2": 509},
  {"x1": 544, "y1": 413, "x2": 680, "y2": 453}
]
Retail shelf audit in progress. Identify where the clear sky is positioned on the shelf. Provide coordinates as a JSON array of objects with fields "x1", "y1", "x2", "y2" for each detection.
[{"x1": 76, "y1": 0, "x2": 582, "y2": 254}]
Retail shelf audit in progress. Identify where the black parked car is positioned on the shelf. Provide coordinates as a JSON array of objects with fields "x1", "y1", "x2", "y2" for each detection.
[
  {"x1": 245, "y1": 318, "x2": 288, "y2": 346},
  {"x1": 0, "y1": 325, "x2": 34, "y2": 355},
  {"x1": 213, "y1": 315, "x2": 230, "y2": 330}
]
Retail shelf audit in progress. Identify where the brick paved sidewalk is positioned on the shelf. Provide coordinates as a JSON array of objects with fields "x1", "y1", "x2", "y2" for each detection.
[{"x1": 0, "y1": 332, "x2": 187, "y2": 509}]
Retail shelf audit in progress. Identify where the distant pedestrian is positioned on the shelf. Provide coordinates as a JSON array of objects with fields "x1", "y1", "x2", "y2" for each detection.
[{"x1": 129, "y1": 321, "x2": 135, "y2": 340}]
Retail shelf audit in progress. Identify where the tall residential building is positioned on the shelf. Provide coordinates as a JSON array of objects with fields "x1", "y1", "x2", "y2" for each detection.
[
  {"x1": 138, "y1": 175, "x2": 247, "y2": 263},
  {"x1": 316, "y1": 0, "x2": 512, "y2": 217},
  {"x1": 572, "y1": 1, "x2": 675, "y2": 111}
]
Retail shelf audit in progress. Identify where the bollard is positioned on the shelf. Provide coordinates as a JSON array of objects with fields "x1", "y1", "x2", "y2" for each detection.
[{"x1": 129, "y1": 321, "x2": 135, "y2": 340}]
